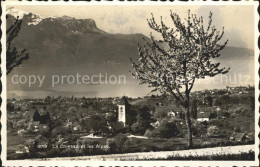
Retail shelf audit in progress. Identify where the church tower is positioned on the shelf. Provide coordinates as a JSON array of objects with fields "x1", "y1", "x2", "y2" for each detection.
[{"x1": 118, "y1": 96, "x2": 130, "y2": 126}]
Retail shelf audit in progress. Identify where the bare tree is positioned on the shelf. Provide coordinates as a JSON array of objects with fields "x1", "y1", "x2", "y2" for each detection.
[
  {"x1": 130, "y1": 10, "x2": 230, "y2": 148},
  {"x1": 6, "y1": 15, "x2": 29, "y2": 75}
]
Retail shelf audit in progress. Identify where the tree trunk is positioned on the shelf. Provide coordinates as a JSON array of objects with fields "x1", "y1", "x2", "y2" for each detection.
[{"x1": 185, "y1": 94, "x2": 193, "y2": 148}]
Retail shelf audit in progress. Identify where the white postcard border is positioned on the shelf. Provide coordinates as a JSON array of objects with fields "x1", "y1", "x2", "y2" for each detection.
[{"x1": 1, "y1": 1, "x2": 259, "y2": 166}]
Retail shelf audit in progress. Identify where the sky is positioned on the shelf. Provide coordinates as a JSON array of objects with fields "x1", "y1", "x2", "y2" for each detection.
[{"x1": 9, "y1": 5, "x2": 255, "y2": 49}]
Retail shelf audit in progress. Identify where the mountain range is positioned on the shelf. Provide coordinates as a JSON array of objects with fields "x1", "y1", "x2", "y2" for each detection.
[{"x1": 6, "y1": 9, "x2": 255, "y2": 98}]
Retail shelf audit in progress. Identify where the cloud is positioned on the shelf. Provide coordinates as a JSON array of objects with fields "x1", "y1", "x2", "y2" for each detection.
[
  {"x1": 100, "y1": 11, "x2": 129, "y2": 27},
  {"x1": 129, "y1": 27, "x2": 136, "y2": 34},
  {"x1": 197, "y1": 5, "x2": 254, "y2": 49},
  {"x1": 135, "y1": 10, "x2": 147, "y2": 19}
]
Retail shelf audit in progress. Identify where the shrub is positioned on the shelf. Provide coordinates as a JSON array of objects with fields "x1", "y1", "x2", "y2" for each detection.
[
  {"x1": 105, "y1": 112, "x2": 117, "y2": 122},
  {"x1": 213, "y1": 97, "x2": 222, "y2": 106},
  {"x1": 131, "y1": 122, "x2": 145, "y2": 135},
  {"x1": 144, "y1": 129, "x2": 153, "y2": 138},
  {"x1": 88, "y1": 115, "x2": 108, "y2": 134},
  {"x1": 52, "y1": 126, "x2": 70, "y2": 137},
  {"x1": 153, "y1": 121, "x2": 179, "y2": 138},
  {"x1": 131, "y1": 106, "x2": 154, "y2": 135},
  {"x1": 17, "y1": 129, "x2": 27, "y2": 136},
  {"x1": 106, "y1": 138, "x2": 118, "y2": 153},
  {"x1": 207, "y1": 126, "x2": 220, "y2": 137},
  {"x1": 154, "y1": 110, "x2": 168, "y2": 120},
  {"x1": 106, "y1": 134, "x2": 128, "y2": 153},
  {"x1": 219, "y1": 111, "x2": 230, "y2": 118}
]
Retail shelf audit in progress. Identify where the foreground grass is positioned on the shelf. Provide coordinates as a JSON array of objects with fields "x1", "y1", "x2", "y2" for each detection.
[{"x1": 141, "y1": 151, "x2": 255, "y2": 160}]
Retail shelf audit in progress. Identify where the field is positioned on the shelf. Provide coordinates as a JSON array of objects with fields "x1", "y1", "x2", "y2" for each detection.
[
  {"x1": 7, "y1": 130, "x2": 254, "y2": 160},
  {"x1": 31, "y1": 145, "x2": 255, "y2": 161}
]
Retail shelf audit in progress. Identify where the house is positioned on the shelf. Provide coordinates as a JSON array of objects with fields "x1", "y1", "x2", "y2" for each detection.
[
  {"x1": 197, "y1": 112, "x2": 210, "y2": 122},
  {"x1": 41, "y1": 124, "x2": 49, "y2": 131},
  {"x1": 226, "y1": 86, "x2": 248, "y2": 94},
  {"x1": 215, "y1": 107, "x2": 221, "y2": 112},
  {"x1": 80, "y1": 133, "x2": 103, "y2": 139},
  {"x1": 157, "y1": 102, "x2": 163, "y2": 106},
  {"x1": 25, "y1": 139, "x2": 36, "y2": 148},
  {"x1": 15, "y1": 145, "x2": 29, "y2": 154},
  {"x1": 150, "y1": 120, "x2": 160, "y2": 128},
  {"x1": 73, "y1": 125, "x2": 82, "y2": 131},
  {"x1": 17, "y1": 129, "x2": 26, "y2": 136},
  {"x1": 118, "y1": 96, "x2": 134, "y2": 126},
  {"x1": 167, "y1": 111, "x2": 176, "y2": 117},
  {"x1": 31, "y1": 121, "x2": 40, "y2": 132}
]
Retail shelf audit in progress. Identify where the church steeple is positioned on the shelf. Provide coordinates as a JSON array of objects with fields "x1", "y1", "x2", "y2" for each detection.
[
  {"x1": 118, "y1": 96, "x2": 130, "y2": 126},
  {"x1": 118, "y1": 96, "x2": 130, "y2": 106}
]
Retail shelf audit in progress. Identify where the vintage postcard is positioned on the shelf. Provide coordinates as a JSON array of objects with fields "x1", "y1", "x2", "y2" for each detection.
[{"x1": 1, "y1": 1, "x2": 259, "y2": 166}]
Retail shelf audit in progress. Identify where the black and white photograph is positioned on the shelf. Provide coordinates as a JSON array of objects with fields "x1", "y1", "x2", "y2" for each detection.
[{"x1": 1, "y1": 1, "x2": 259, "y2": 166}]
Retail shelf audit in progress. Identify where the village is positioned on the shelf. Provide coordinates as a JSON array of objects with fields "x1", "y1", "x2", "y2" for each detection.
[{"x1": 7, "y1": 85, "x2": 255, "y2": 159}]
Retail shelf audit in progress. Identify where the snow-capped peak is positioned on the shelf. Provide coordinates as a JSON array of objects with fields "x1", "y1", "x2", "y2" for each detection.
[
  {"x1": 6, "y1": 8, "x2": 102, "y2": 33},
  {"x1": 7, "y1": 7, "x2": 45, "y2": 25},
  {"x1": 7, "y1": 7, "x2": 30, "y2": 19}
]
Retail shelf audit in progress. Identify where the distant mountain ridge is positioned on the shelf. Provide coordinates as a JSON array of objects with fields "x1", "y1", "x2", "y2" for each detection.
[
  {"x1": 6, "y1": 9, "x2": 254, "y2": 66},
  {"x1": 6, "y1": 9, "x2": 149, "y2": 67},
  {"x1": 6, "y1": 9, "x2": 255, "y2": 98},
  {"x1": 7, "y1": 8, "x2": 104, "y2": 33}
]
